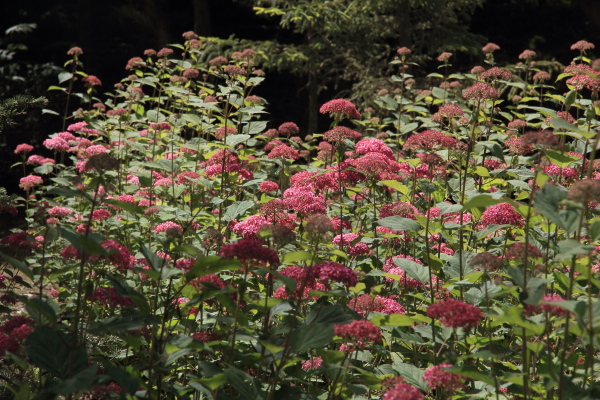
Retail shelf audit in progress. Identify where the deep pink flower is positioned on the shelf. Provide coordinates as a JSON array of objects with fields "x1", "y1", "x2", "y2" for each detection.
[
  {"x1": 19, "y1": 175, "x2": 43, "y2": 191},
  {"x1": 82, "y1": 75, "x2": 102, "y2": 88},
  {"x1": 283, "y1": 186, "x2": 327, "y2": 215},
  {"x1": 479, "y1": 202, "x2": 523, "y2": 227},
  {"x1": 319, "y1": 99, "x2": 360, "y2": 120},
  {"x1": 259, "y1": 181, "x2": 279, "y2": 193},
  {"x1": 219, "y1": 239, "x2": 279, "y2": 267},
  {"x1": 324, "y1": 126, "x2": 361, "y2": 143},
  {"x1": 267, "y1": 144, "x2": 300, "y2": 160},
  {"x1": 426, "y1": 298, "x2": 483, "y2": 329},
  {"x1": 422, "y1": 363, "x2": 465, "y2": 392},
  {"x1": 462, "y1": 82, "x2": 499, "y2": 100},
  {"x1": 102, "y1": 239, "x2": 134, "y2": 271},
  {"x1": 382, "y1": 383, "x2": 424, "y2": 400},
  {"x1": 355, "y1": 138, "x2": 395, "y2": 159},
  {"x1": 332, "y1": 233, "x2": 370, "y2": 257},
  {"x1": 571, "y1": 40, "x2": 595, "y2": 52},
  {"x1": 334, "y1": 320, "x2": 381, "y2": 343},
  {"x1": 519, "y1": 49, "x2": 537, "y2": 60},
  {"x1": 14, "y1": 143, "x2": 34, "y2": 154},
  {"x1": 89, "y1": 287, "x2": 136, "y2": 308},
  {"x1": 301, "y1": 357, "x2": 323, "y2": 371},
  {"x1": 314, "y1": 261, "x2": 358, "y2": 287},
  {"x1": 43, "y1": 137, "x2": 69, "y2": 152},
  {"x1": 482, "y1": 43, "x2": 500, "y2": 53},
  {"x1": 232, "y1": 215, "x2": 271, "y2": 239},
  {"x1": 154, "y1": 221, "x2": 183, "y2": 234},
  {"x1": 48, "y1": 206, "x2": 73, "y2": 217},
  {"x1": 480, "y1": 67, "x2": 513, "y2": 81},
  {"x1": 214, "y1": 126, "x2": 237, "y2": 140},
  {"x1": 349, "y1": 294, "x2": 405, "y2": 316},
  {"x1": 403, "y1": 130, "x2": 458, "y2": 151},
  {"x1": 278, "y1": 122, "x2": 300, "y2": 136}
]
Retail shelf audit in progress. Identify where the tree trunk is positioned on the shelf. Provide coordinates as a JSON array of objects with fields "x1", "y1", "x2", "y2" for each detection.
[
  {"x1": 193, "y1": 0, "x2": 212, "y2": 36},
  {"x1": 308, "y1": 71, "x2": 319, "y2": 135}
]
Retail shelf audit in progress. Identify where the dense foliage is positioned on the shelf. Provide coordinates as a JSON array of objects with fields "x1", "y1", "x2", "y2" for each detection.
[{"x1": 2, "y1": 33, "x2": 600, "y2": 400}]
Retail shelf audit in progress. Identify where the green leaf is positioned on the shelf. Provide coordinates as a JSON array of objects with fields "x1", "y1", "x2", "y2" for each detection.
[
  {"x1": 196, "y1": 373, "x2": 227, "y2": 391},
  {"x1": 187, "y1": 255, "x2": 242, "y2": 278},
  {"x1": 224, "y1": 200, "x2": 255, "y2": 222},
  {"x1": 281, "y1": 250, "x2": 313, "y2": 264},
  {"x1": 60, "y1": 228, "x2": 107, "y2": 256},
  {"x1": 380, "y1": 180, "x2": 409, "y2": 194},
  {"x1": 493, "y1": 306, "x2": 545, "y2": 335},
  {"x1": 26, "y1": 326, "x2": 87, "y2": 378},
  {"x1": 223, "y1": 367, "x2": 265, "y2": 400},
  {"x1": 461, "y1": 194, "x2": 507, "y2": 211},
  {"x1": 58, "y1": 72, "x2": 73, "y2": 84},
  {"x1": 370, "y1": 314, "x2": 414, "y2": 327},
  {"x1": 533, "y1": 183, "x2": 569, "y2": 229},
  {"x1": 448, "y1": 366, "x2": 495, "y2": 386},
  {"x1": 400, "y1": 122, "x2": 419, "y2": 134},
  {"x1": 0, "y1": 252, "x2": 33, "y2": 280},
  {"x1": 50, "y1": 365, "x2": 97, "y2": 395},
  {"x1": 555, "y1": 239, "x2": 596, "y2": 260},
  {"x1": 306, "y1": 305, "x2": 355, "y2": 325},
  {"x1": 47, "y1": 187, "x2": 93, "y2": 201},
  {"x1": 290, "y1": 323, "x2": 334, "y2": 352},
  {"x1": 103, "y1": 364, "x2": 139, "y2": 394},
  {"x1": 545, "y1": 151, "x2": 580, "y2": 167},
  {"x1": 393, "y1": 257, "x2": 429, "y2": 283},
  {"x1": 24, "y1": 297, "x2": 59, "y2": 324},
  {"x1": 393, "y1": 363, "x2": 427, "y2": 391},
  {"x1": 224, "y1": 134, "x2": 250, "y2": 147},
  {"x1": 377, "y1": 216, "x2": 421, "y2": 231}
]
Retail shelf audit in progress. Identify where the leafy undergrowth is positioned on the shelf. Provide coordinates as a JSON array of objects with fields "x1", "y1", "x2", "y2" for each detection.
[{"x1": 1, "y1": 34, "x2": 600, "y2": 400}]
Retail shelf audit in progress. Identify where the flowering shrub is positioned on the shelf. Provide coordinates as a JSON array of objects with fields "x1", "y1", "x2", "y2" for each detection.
[{"x1": 1, "y1": 33, "x2": 600, "y2": 400}]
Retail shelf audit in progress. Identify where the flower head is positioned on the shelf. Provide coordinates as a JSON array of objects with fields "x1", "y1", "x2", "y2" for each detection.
[
  {"x1": 319, "y1": 99, "x2": 360, "y2": 120},
  {"x1": 426, "y1": 298, "x2": 483, "y2": 329},
  {"x1": 334, "y1": 320, "x2": 381, "y2": 343},
  {"x1": 482, "y1": 43, "x2": 500, "y2": 53},
  {"x1": 382, "y1": 383, "x2": 424, "y2": 400},
  {"x1": 571, "y1": 40, "x2": 595, "y2": 52},
  {"x1": 422, "y1": 363, "x2": 465, "y2": 392},
  {"x1": 463, "y1": 82, "x2": 499, "y2": 100},
  {"x1": 479, "y1": 202, "x2": 523, "y2": 227}
]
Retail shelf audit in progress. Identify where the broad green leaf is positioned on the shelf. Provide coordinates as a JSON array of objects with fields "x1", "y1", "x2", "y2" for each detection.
[
  {"x1": 370, "y1": 314, "x2": 414, "y2": 327},
  {"x1": 290, "y1": 323, "x2": 334, "y2": 352},
  {"x1": 306, "y1": 305, "x2": 355, "y2": 325},
  {"x1": 224, "y1": 134, "x2": 250, "y2": 147},
  {"x1": 555, "y1": 239, "x2": 596, "y2": 260},
  {"x1": 393, "y1": 363, "x2": 427, "y2": 391},
  {"x1": 26, "y1": 326, "x2": 87, "y2": 378},
  {"x1": 187, "y1": 255, "x2": 242, "y2": 278},
  {"x1": 24, "y1": 297, "x2": 59, "y2": 325},
  {"x1": 104, "y1": 364, "x2": 139, "y2": 394},
  {"x1": 377, "y1": 216, "x2": 421, "y2": 231},
  {"x1": 61, "y1": 228, "x2": 107, "y2": 256},
  {"x1": 0, "y1": 252, "x2": 33, "y2": 280},
  {"x1": 281, "y1": 250, "x2": 313, "y2": 264},
  {"x1": 380, "y1": 180, "x2": 409, "y2": 194},
  {"x1": 461, "y1": 194, "x2": 507, "y2": 211},
  {"x1": 196, "y1": 373, "x2": 227, "y2": 391},
  {"x1": 545, "y1": 151, "x2": 580, "y2": 167},
  {"x1": 224, "y1": 200, "x2": 255, "y2": 222}
]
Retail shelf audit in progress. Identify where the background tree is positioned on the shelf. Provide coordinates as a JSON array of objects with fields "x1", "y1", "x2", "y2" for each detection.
[{"x1": 234, "y1": 0, "x2": 486, "y2": 133}]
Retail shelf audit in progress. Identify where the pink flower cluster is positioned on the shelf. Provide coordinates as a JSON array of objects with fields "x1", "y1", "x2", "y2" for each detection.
[
  {"x1": 422, "y1": 363, "x2": 465, "y2": 392},
  {"x1": 319, "y1": 99, "x2": 361, "y2": 120},
  {"x1": 334, "y1": 320, "x2": 381, "y2": 343},
  {"x1": 426, "y1": 298, "x2": 483, "y2": 329}
]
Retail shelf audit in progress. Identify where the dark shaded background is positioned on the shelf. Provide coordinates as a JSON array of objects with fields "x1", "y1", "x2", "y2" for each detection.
[{"x1": 1, "y1": 0, "x2": 600, "y2": 194}]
